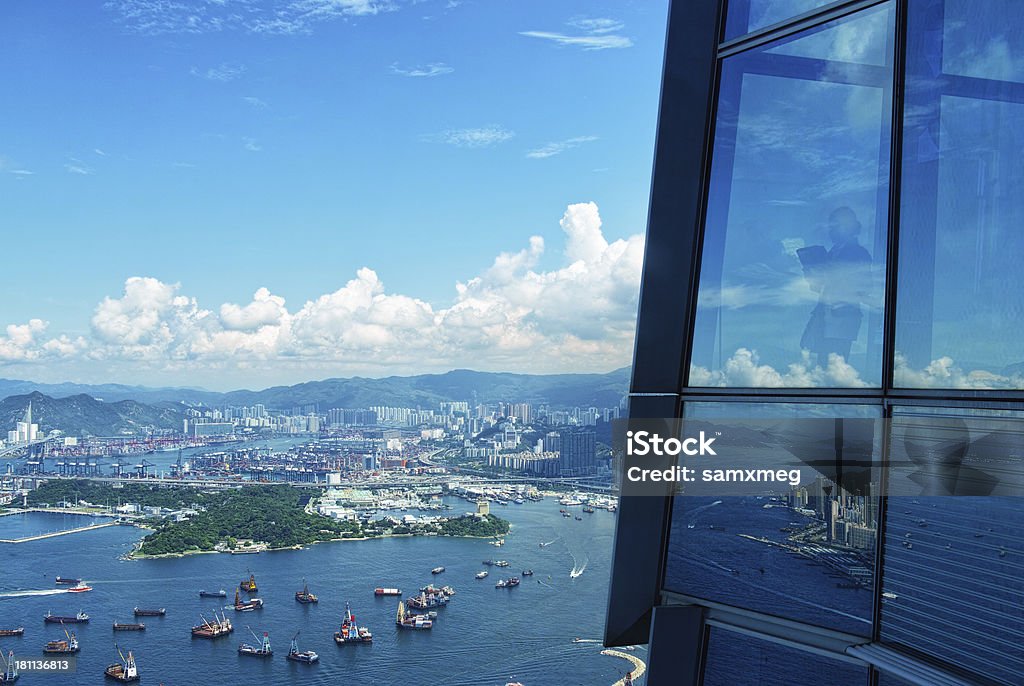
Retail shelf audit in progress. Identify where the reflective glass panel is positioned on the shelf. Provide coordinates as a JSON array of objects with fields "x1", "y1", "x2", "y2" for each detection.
[
  {"x1": 895, "y1": 0, "x2": 1024, "y2": 389},
  {"x1": 690, "y1": 5, "x2": 893, "y2": 388},
  {"x1": 725, "y1": 0, "x2": 841, "y2": 41},
  {"x1": 881, "y1": 408, "x2": 1024, "y2": 685},
  {"x1": 703, "y1": 627, "x2": 868, "y2": 685},
  {"x1": 664, "y1": 402, "x2": 881, "y2": 636}
]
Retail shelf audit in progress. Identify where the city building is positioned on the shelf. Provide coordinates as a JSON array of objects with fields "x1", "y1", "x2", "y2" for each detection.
[{"x1": 607, "y1": 2, "x2": 1024, "y2": 685}]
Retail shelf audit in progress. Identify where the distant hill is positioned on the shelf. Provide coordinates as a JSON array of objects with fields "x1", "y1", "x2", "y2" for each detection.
[
  {"x1": 0, "y1": 392, "x2": 185, "y2": 437},
  {"x1": 0, "y1": 367, "x2": 631, "y2": 413}
]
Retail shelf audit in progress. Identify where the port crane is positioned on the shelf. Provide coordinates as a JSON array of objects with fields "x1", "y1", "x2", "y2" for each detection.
[
  {"x1": 133, "y1": 459, "x2": 156, "y2": 478},
  {"x1": 0, "y1": 649, "x2": 17, "y2": 683}
]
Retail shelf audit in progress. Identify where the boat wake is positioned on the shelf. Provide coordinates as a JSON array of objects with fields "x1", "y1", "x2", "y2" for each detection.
[
  {"x1": 0, "y1": 589, "x2": 68, "y2": 599},
  {"x1": 540, "y1": 538, "x2": 558, "y2": 548},
  {"x1": 569, "y1": 558, "x2": 588, "y2": 579}
]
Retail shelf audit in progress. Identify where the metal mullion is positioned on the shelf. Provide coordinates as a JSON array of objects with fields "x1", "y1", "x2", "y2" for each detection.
[{"x1": 718, "y1": 0, "x2": 889, "y2": 58}]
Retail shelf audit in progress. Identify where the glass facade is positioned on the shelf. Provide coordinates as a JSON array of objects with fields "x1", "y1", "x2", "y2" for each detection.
[{"x1": 610, "y1": 1, "x2": 1024, "y2": 685}]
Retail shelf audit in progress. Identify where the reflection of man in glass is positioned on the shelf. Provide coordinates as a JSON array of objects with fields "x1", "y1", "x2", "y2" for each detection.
[{"x1": 798, "y1": 207, "x2": 871, "y2": 365}]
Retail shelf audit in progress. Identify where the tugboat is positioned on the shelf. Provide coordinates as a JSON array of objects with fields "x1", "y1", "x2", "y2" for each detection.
[
  {"x1": 294, "y1": 579, "x2": 318, "y2": 604},
  {"x1": 191, "y1": 611, "x2": 233, "y2": 638},
  {"x1": 285, "y1": 631, "x2": 318, "y2": 663},
  {"x1": 431, "y1": 566, "x2": 445, "y2": 575},
  {"x1": 104, "y1": 646, "x2": 139, "y2": 682},
  {"x1": 0, "y1": 650, "x2": 17, "y2": 684},
  {"x1": 199, "y1": 589, "x2": 227, "y2": 598},
  {"x1": 234, "y1": 590, "x2": 264, "y2": 612},
  {"x1": 239, "y1": 573, "x2": 258, "y2": 593},
  {"x1": 133, "y1": 608, "x2": 165, "y2": 617},
  {"x1": 238, "y1": 627, "x2": 273, "y2": 657},
  {"x1": 44, "y1": 611, "x2": 89, "y2": 624},
  {"x1": 112, "y1": 623, "x2": 146, "y2": 631},
  {"x1": 475, "y1": 571, "x2": 489, "y2": 579},
  {"x1": 395, "y1": 601, "x2": 432, "y2": 630},
  {"x1": 0, "y1": 629, "x2": 23, "y2": 638},
  {"x1": 334, "y1": 603, "x2": 372, "y2": 645},
  {"x1": 43, "y1": 629, "x2": 79, "y2": 653}
]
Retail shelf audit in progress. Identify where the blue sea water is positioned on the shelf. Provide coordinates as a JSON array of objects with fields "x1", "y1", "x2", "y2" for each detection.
[{"x1": 0, "y1": 498, "x2": 639, "y2": 686}]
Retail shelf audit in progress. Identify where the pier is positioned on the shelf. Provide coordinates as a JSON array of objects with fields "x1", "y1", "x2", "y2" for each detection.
[
  {"x1": 602, "y1": 649, "x2": 647, "y2": 685},
  {"x1": 0, "y1": 520, "x2": 118, "y2": 544}
]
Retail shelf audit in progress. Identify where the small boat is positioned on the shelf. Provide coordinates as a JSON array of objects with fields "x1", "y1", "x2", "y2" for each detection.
[
  {"x1": 133, "y1": 608, "x2": 165, "y2": 617},
  {"x1": 68, "y1": 584, "x2": 93, "y2": 593},
  {"x1": 374, "y1": 587, "x2": 402, "y2": 597},
  {"x1": 475, "y1": 571, "x2": 489, "y2": 579},
  {"x1": 234, "y1": 590, "x2": 264, "y2": 612},
  {"x1": 0, "y1": 629, "x2": 23, "y2": 638},
  {"x1": 104, "y1": 646, "x2": 139, "y2": 682},
  {"x1": 238, "y1": 627, "x2": 272, "y2": 657},
  {"x1": 44, "y1": 611, "x2": 89, "y2": 624},
  {"x1": 54, "y1": 577, "x2": 80, "y2": 585},
  {"x1": 286, "y1": 631, "x2": 318, "y2": 663},
  {"x1": 112, "y1": 623, "x2": 146, "y2": 631},
  {"x1": 522, "y1": 570, "x2": 534, "y2": 576},
  {"x1": 482, "y1": 559, "x2": 495, "y2": 566},
  {"x1": 562, "y1": 512, "x2": 572, "y2": 517},
  {"x1": 334, "y1": 603, "x2": 372, "y2": 645},
  {"x1": 240, "y1": 573, "x2": 258, "y2": 593},
  {"x1": 43, "y1": 629, "x2": 79, "y2": 654},
  {"x1": 496, "y1": 577, "x2": 521, "y2": 588},
  {"x1": 495, "y1": 560, "x2": 510, "y2": 568},
  {"x1": 575, "y1": 516, "x2": 583, "y2": 521},
  {"x1": 199, "y1": 589, "x2": 227, "y2": 598},
  {"x1": 295, "y1": 579, "x2": 318, "y2": 604},
  {"x1": 582, "y1": 506, "x2": 596, "y2": 513},
  {"x1": 431, "y1": 566, "x2": 445, "y2": 575}
]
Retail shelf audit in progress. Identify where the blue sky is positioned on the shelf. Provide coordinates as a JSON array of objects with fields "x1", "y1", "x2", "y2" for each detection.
[{"x1": 0, "y1": 0, "x2": 668, "y2": 389}]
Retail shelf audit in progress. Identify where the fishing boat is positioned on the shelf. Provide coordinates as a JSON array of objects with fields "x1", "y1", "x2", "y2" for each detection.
[
  {"x1": 285, "y1": 631, "x2": 318, "y2": 663},
  {"x1": 43, "y1": 629, "x2": 79, "y2": 654},
  {"x1": 112, "y1": 623, "x2": 145, "y2": 631},
  {"x1": 0, "y1": 629, "x2": 22, "y2": 638},
  {"x1": 0, "y1": 650, "x2": 17, "y2": 684},
  {"x1": 239, "y1": 573, "x2": 258, "y2": 593},
  {"x1": 234, "y1": 590, "x2": 264, "y2": 612},
  {"x1": 198, "y1": 589, "x2": 227, "y2": 598},
  {"x1": 334, "y1": 603, "x2": 372, "y2": 645},
  {"x1": 191, "y1": 611, "x2": 233, "y2": 638},
  {"x1": 44, "y1": 611, "x2": 89, "y2": 624},
  {"x1": 54, "y1": 577, "x2": 80, "y2": 585},
  {"x1": 133, "y1": 608, "x2": 165, "y2": 617},
  {"x1": 294, "y1": 579, "x2": 318, "y2": 604},
  {"x1": 104, "y1": 646, "x2": 139, "y2": 682},
  {"x1": 238, "y1": 627, "x2": 272, "y2": 657},
  {"x1": 395, "y1": 601, "x2": 432, "y2": 630},
  {"x1": 475, "y1": 571, "x2": 489, "y2": 579},
  {"x1": 68, "y1": 583, "x2": 92, "y2": 593}
]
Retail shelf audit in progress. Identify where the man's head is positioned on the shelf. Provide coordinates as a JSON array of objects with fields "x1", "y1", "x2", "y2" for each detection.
[{"x1": 828, "y1": 206, "x2": 861, "y2": 245}]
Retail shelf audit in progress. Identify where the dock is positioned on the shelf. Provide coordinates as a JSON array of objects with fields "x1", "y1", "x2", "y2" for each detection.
[
  {"x1": 0, "y1": 520, "x2": 118, "y2": 544},
  {"x1": 602, "y1": 649, "x2": 647, "y2": 685}
]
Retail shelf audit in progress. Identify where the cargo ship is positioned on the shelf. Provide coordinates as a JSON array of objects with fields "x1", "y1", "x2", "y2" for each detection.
[
  {"x1": 239, "y1": 573, "x2": 258, "y2": 593},
  {"x1": 234, "y1": 590, "x2": 264, "y2": 612},
  {"x1": 191, "y1": 612, "x2": 233, "y2": 638},
  {"x1": 112, "y1": 623, "x2": 145, "y2": 631},
  {"x1": 285, "y1": 632, "x2": 318, "y2": 663},
  {"x1": 294, "y1": 579, "x2": 318, "y2": 604},
  {"x1": 198, "y1": 589, "x2": 226, "y2": 598},
  {"x1": 54, "y1": 577, "x2": 80, "y2": 585},
  {"x1": 334, "y1": 603, "x2": 372, "y2": 645},
  {"x1": 43, "y1": 629, "x2": 79, "y2": 654},
  {"x1": 133, "y1": 608, "x2": 165, "y2": 617},
  {"x1": 395, "y1": 601, "x2": 432, "y2": 630},
  {"x1": 0, "y1": 629, "x2": 23, "y2": 638},
  {"x1": 495, "y1": 577, "x2": 521, "y2": 588},
  {"x1": 104, "y1": 647, "x2": 139, "y2": 682},
  {"x1": 374, "y1": 587, "x2": 402, "y2": 597},
  {"x1": 431, "y1": 566, "x2": 445, "y2": 575},
  {"x1": 44, "y1": 611, "x2": 89, "y2": 624},
  {"x1": 238, "y1": 627, "x2": 272, "y2": 657}
]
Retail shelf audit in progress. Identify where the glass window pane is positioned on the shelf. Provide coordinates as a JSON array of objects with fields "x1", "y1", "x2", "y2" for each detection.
[
  {"x1": 895, "y1": 0, "x2": 1024, "y2": 389},
  {"x1": 881, "y1": 408, "x2": 1024, "y2": 685},
  {"x1": 726, "y1": 0, "x2": 841, "y2": 41},
  {"x1": 690, "y1": 6, "x2": 893, "y2": 388},
  {"x1": 663, "y1": 402, "x2": 881, "y2": 636},
  {"x1": 703, "y1": 627, "x2": 869, "y2": 685}
]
